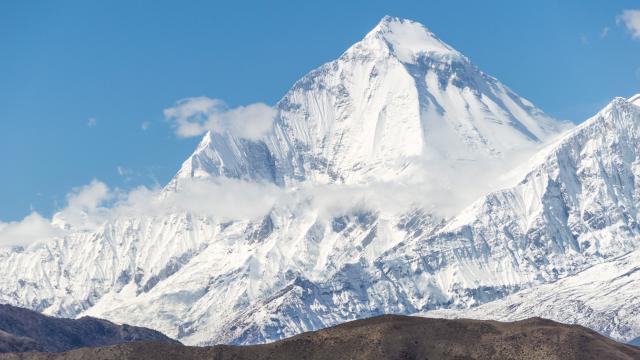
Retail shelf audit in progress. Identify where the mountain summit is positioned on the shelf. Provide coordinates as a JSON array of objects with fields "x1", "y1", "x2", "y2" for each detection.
[
  {"x1": 365, "y1": 16, "x2": 462, "y2": 62},
  {"x1": 173, "y1": 16, "x2": 570, "y2": 188}
]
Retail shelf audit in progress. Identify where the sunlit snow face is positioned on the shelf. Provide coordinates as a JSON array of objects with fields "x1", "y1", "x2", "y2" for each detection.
[{"x1": 375, "y1": 17, "x2": 460, "y2": 63}]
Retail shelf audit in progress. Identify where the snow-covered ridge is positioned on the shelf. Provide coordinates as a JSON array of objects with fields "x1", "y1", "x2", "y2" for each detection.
[
  {"x1": 421, "y1": 96, "x2": 640, "y2": 343},
  {"x1": 424, "y1": 247, "x2": 640, "y2": 344},
  {"x1": 0, "y1": 16, "x2": 638, "y2": 347}
]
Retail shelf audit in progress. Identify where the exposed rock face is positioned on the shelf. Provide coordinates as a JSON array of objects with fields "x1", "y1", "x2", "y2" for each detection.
[{"x1": 0, "y1": 304, "x2": 178, "y2": 353}]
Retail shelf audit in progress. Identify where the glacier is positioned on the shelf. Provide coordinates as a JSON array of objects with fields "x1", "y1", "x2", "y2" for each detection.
[{"x1": 0, "y1": 16, "x2": 639, "y2": 346}]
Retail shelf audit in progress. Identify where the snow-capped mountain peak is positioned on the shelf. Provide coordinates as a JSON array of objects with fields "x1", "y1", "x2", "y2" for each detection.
[
  {"x1": 167, "y1": 130, "x2": 277, "y2": 190},
  {"x1": 364, "y1": 16, "x2": 462, "y2": 63},
  {"x1": 173, "y1": 16, "x2": 571, "y2": 187},
  {"x1": 586, "y1": 96, "x2": 640, "y2": 131}
]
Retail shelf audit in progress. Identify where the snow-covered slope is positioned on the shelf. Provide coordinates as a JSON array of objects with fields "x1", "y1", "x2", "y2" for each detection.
[
  {"x1": 421, "y1": 96, "x2": 640, "y2": 344},
  {"x1": 192, "y1": 95, "x2": 640, "y2": 344},
  {"x1": 424, "y1": 247, "x2": 640, "y2": 345},
  {"x1": 1, "y1": 16, "x2": 638, "y2": 347}
]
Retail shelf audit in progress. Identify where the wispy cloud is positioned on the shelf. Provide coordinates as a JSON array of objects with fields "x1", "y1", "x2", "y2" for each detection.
[
  {"x1": 618, "y1": 9, "x2": 640, "y2": 39},
  {"x1": 0, "y1": 144, "x2": 537, "y2": 248},
  {"x1": 87, "y1": 117, "x2": 98, "y2": 127},
  {"x1": 580, "y1": 34, "x2": 589, "y2": 45},
  {"x1": 164, "y1": 97, "x2": 276, "y2": 140},
  {"x1": 141, "y1": 121, "x2": 151, "y2": 131},
  {"x1": 0, "y1": 177, "x2": 280, "y2": 247},
  {"x1": 116, "y1": 166, "x2": 134, "y2": 181},
  {"x1": 600, "y1": 26, "x2": 610, "y2": 39},
  {"x1": 116, "y1": 166, "x2": 127, "y2": 177}
]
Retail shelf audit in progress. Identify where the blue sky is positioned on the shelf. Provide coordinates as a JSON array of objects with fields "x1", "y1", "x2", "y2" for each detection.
[{"x1": 1, "y1": 0, "x2": 639, "y2": 220}]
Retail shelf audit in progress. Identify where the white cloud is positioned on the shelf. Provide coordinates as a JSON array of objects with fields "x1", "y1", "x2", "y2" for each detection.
[
  {"x1": 0, "y1": 213, "x2": 63, "y2": 247},
  {"x1": 66, "y1": 178, "x2": 283, "y2": 225},
  {"x1": 87, "y1": 117, "x2": 98, "y2": 127},
  {"x1": 600, "y1": 27, "x2": 610, "y2": 39},
  {"x1": 164, "y1": 97, "x2": 276, "y2": 140},
  {"x1": 0, "y1": 180, "x2": 114, "y2": 247},
  {"x1": 161, "y1": 179, "x2": 281, "y2": 220},
  {"x1": 116, "y1": 166, "x2": 136, "y2": 181},
  {"x1": 52, "y1": 180, "x2": 114, "y2": 231},
  {"x1": 141, "y1": 121, "x2": 151, "y2": 131},
  {"x1": 618, "y1": 9, "x2": 640, "y2": 39},
  {"x1": 0, "y1": 177, "x2": 284, "y2": 248},
  {"x1": 0, "y1": 139, "x2": 537, "y2": 248},
  {"x1": 66, "y1": 180, "x2": 111, "y2": 210}
]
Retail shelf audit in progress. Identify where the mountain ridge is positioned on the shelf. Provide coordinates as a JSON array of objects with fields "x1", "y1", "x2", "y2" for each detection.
[
  {"x1": 1, "y1": 315, "x2": 638, "y2": 360},
  {"x1": 0, "y1": 304, "x2": 178, "y2": 353}
]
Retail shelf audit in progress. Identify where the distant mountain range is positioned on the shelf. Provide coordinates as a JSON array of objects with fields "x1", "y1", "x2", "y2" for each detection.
[
  {"x1": 1, "y1": 314, "x2": 638, "y2": 360},
  {"x1": 0, "y1": 304, "x2": 177, "y2": 353},
  {"x1": 0, "y1": 16, "x2": 639, "y2": 347}
]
